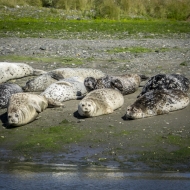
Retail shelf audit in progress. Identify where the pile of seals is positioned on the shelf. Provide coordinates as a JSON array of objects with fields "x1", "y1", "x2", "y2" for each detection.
[
  {"x1": 125, "y1": 74, "x2": 190, "y2": 119},
  {"x1": 0, "y1": 62, "x2": 189, "y2": 126}
]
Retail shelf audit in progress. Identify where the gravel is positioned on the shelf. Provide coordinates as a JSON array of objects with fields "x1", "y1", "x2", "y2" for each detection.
[{"x1": 1, "y1": 37, "x2": 190, "y2": 78}]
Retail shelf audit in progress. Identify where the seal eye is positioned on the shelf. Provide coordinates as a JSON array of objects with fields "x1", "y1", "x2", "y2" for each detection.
[
  {"x1": 15, "y1": 114, "x2": 19, "y2": 117},
  {"x1": 88, "y1": 104, "x2": 91, "y2": 107},
  {"x1": 82, "y1": 104, "x2": 85, "y2": 107},
  {"x1": 8, "y1": 115, "x2": 11, "y2": 118}
]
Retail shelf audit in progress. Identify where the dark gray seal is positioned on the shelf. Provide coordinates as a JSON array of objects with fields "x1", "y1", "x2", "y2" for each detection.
[
  {"x1": 23, "y1": 68, "x2": 105, "y2": 92},
  {"x1": 137, "y1": 74, "x2": 189, "y2": 98},
  {"x1": 0, "y1": 83, "x2": 23, "y2": 109},
  {"x1": 84, "y1": 74, "x2": 148, "y2": 95},
  {"x1": 126, "y1": 89, "x2": 189, "y2": 119}
]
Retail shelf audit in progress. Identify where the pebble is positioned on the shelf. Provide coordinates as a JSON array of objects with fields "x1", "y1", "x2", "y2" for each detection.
[{"x1": 0, "y1": 38, "x2": 190, "y2": 77}]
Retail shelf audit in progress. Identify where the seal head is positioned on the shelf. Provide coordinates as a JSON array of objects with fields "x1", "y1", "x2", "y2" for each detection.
[{"x1": 0, "y1": 83, "x2": 23, "y2": 109}]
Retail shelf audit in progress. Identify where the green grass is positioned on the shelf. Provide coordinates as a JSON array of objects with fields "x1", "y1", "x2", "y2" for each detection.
[
  {"x1": 0, "y1": 55, "x2": 84, "y2": 65},
  {"x1": 0, "y1": 5, "x2": 189, "y2": 39},
  {"x1": 132, "y1": 147, "x2": 190, "y2": 169},
  {"x1": 0, "y1": 15, "x2": 190, "y2": 39},
  {"x1": 128, "y1": 134, "x2": 190, "y2": 169},
  {"x1": 12, "y1": 120, "x2": 87, "y2": 154},
  {"x1": 107, "y1": 46, "x2": 173, "y2": 54}
]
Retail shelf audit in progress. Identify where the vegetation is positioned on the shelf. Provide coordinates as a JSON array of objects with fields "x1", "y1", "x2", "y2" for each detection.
[
  {"x1": 0, "y1": 14, "x2": 190, "y2": 39},
  {"x1": 12, "y1": 120, "x2": 87, "y2": 154},
  {"x1": 0, "y1": 0, "x2": 190, "y2": 20},
  {"x1": 0, "y1": 1, "x2": 189, "y2": 39}
]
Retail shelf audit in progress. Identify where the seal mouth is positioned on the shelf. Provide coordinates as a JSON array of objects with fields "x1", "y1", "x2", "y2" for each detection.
[{"x1": 84, "y1": 110, "x2": 91, "y2": 116}]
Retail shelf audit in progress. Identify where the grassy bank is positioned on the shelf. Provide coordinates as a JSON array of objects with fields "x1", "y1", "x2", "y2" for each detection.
[
  {"x1": 1, "y1": 19, "x2": 189, "y2": 39},
  {"x1": 0, "y1": 6, "x2": 190, "y2": 39},
  {"x1": 0, "y1": 4, "x2": 189, "y2": 39},
  {"x1": 0, "y1": 0, "x2": 190, "y2": 20}
]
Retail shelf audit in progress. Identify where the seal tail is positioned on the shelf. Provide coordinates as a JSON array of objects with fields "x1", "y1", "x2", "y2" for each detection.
[
  {"x1": 33, "y1": 69, "x2": 47, "y2": 76},
  {"x1": 139, "y1": 74, "x2": 149, "y2": 81}
]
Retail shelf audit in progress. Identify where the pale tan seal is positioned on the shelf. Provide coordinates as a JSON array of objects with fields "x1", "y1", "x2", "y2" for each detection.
[
  {"x1": 23, "y1": 68, "x2": 106, "y2": 92},
  {"x1": 78, "y1": 88, "x2": 124, "y2": 117},
  {"x1": 125, "y1": 89, "x2": 189, "y2": 119},
  {"x1": 7, "y1": 93, "x2": 63, "y2": 126},
  {"x1": 0, "y1": 62, "x2": 46, "y2": 83}
]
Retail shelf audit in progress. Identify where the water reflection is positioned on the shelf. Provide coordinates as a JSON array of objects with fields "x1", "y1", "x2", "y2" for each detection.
[{"x1": 0, "y1": 162, "x2": 190, "y2": 190}]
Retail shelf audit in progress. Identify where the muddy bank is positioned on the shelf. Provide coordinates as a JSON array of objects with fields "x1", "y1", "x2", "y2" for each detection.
[{"x1": 0, "y1": 38, "x2": 190, "y2": 171}]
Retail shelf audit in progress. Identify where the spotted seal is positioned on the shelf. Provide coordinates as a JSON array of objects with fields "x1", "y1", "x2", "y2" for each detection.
[
  {"x1": 84, "y1": 74, "x2": 148, "y2": 95},
  {"x1": 23, "y1": 68, "x2": 105, "y2": 92},
  {"x1": 0, "y1": 62, "x2": 46, "y2": 83},
  {"x1": 7, "y1": 93, "x2": 64, "y2": 126},
  {"x1": 125, "y1": 89, "x2": 189, "y2": 119},
  {"x1": 23, "y1": 72, "x2": 64, "y2": 92},
  {"x1": 78, "y1": 88, "x2": 124, "y2": 117},
  {"x1": 0, "y1": 83, "x2": 23, "y2": 109},
  {"x1": 41, "y1": 76, "x2": 87, "y2": 104},
  {"x1": 137, "y1": 74, "x2": 189, "y2": 98}
]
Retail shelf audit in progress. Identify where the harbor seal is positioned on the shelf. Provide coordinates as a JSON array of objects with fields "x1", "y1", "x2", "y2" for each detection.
[
  {"x1": 137, "y1": 74, "x2": 189, "y2": 98},
  {"x1": 125, "y1": 89, "x2": 189, "y2": 119},
  {"x1": 0, "y1": 83, "x2": 23, "y2": 109},
  {"x1": 23, "y1": 72, "x2": 64, "y2": 92},
  {"x1": 7, "y1": 93, "x2": 49, "y2": 126},
  {"x1": 78, "y1": 88, "x2": 124, "y2": 117},
  {"x1": 41, "y1": 76, "x2": 87, "y2": 104},
  {"x1": 0, "y1": 62, "x2": 46, "y2": 83},
  {"x1": 84, "y1": 74, "x2": 147, "y2": 95},
  {"x1": 23, "y1": 68, "x2": 105, "y2": 92}
]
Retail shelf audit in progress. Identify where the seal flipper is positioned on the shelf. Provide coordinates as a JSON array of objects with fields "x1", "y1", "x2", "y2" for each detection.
[
  {"x1": 139, "y1": 74, "x2": 149, "y2": 81},
  {"x1": 106, "y1": 107, "x2": 114, "y2": 114},
  {"x1": 55, "y1": 81, "x2": 73, "y2": 86},
  {"x1": 49, "y1": 72, "x2": 65, "y2": 81},
  {"x1": 156, "y1": 107, "x2": 170, "y2": 115},
  {"x1": 33, "y1": 69, "x2": 47, "y2": 76},
  {"x1": 46, "y1": 98, "x2": 64, "y2": 108}
]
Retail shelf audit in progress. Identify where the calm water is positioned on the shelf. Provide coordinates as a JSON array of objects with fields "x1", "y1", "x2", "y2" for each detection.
[{"x1": 0, "y1": 162, "x2": 190, "y2": 190}]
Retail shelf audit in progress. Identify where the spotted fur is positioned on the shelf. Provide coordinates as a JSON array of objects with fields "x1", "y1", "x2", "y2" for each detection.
[
  {"x1": 23, "y1": 68, "x2": 105, "y2": 92},
  {"x1": 126, "y1": 89, "x2": 189, "y2": 119},
  {"x1": 0, "y1": 62, "x2": 46, "y2": 83},
  {"x1": 41, "y1": 76, "x2": 87, "y2": 104},
  {"x1": 0, "y1": 83, "x2": 23, "y2": 109},
  {"x1": 7, "y1": 93, "x2": 49, "y2": 126},
  {"x1": 137, "y1": 74, "x2": 189, "y2": 98},
  {"x1": 84, "y1": 74, "x2": 143, "y2": 95}
]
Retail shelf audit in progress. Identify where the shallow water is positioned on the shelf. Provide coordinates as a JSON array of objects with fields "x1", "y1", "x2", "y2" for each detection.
[{"x1": 0, "y1": 162, "x2": 190, "y2": 190}]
